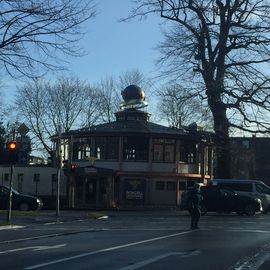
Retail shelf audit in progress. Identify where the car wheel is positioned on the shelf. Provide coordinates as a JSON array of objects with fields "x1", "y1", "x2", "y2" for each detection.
[
  {"x1": 19, "y1": 202, "x2": 30, "y2": 211},
  {"x1": 244, "y1": 204, "x2": 256, "y2": 216},
  {"x1": 200, "y1": 205, "x2": 207, "y2": 216}
]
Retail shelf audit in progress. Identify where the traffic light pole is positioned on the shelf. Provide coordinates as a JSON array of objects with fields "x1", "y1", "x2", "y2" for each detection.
[
  {"x1": 7, "y1": 129, "x2": 16, "y2": 225},
  {"x1": 6, "y1": 164, "x2": 14, "y2": 224}
]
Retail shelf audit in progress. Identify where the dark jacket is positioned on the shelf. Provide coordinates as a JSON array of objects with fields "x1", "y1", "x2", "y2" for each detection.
[{"x1": 187, "y1": 189, "x2": 203, "y2": 210}]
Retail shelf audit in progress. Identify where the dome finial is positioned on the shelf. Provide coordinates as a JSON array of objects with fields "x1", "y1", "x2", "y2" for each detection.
[{"x1": 120, "y1": 85, "x2": 148, "y2": 110}]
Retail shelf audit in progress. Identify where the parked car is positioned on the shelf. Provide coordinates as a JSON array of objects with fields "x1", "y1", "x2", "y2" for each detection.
[
  {"x1": 210, "y1": 179, "x2": 270, "y2": 213},
  {"x1": 180, "y1": 186, "x2": 262, "y2": 216},
  {"x1": 0, "y1": 185, "x2": 43, "y2": 211}
]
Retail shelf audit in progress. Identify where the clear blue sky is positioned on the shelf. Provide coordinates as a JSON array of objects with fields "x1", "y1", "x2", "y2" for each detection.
[
  {"x1": 2, "y1": 0, "x2": 164, "y2": 103},
  {"x1": 67, "y1": 0, "x2": 163, "y2": 83}
]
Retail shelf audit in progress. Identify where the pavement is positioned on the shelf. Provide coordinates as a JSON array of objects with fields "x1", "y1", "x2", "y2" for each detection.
[
  {"x1": 0, "y1": 209, "x2": 186, "y2": 243},
  {"x1": 0, "y1": 209, "x2": 98, "y2": 225},
  {"x1": 0, "y1": 209, "x2": 110, "y2": 243},
  {"x1": 0, "y1": 210, "x2": 270, "y2": 270}
]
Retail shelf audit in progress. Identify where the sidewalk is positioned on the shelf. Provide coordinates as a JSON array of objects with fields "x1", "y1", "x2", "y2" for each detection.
[
  {"x1": 0, "y1": 209, "x2": 185, "y2": 244},
  {"x1": 0, "y1": 209, "x2": 110, "y2": 227},
  {"x1": 0, "y1": 208, "x2": 184, "y2": 224},
  {"x1": 0, "y1": 210, "x2": 111, "y2": 243}
]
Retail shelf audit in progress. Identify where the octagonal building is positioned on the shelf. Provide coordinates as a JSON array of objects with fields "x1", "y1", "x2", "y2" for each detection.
[{"x1": 51, "y1": 85, "x2": 214, "y2": 209}]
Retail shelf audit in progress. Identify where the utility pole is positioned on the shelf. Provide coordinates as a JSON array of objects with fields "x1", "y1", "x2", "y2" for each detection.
[{"x1": 56, "y1": 125, "x2": 62, "y2": 218}]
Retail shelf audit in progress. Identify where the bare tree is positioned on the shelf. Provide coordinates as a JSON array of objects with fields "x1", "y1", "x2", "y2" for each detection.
[
  {"x1": 118, "y1": 68, "x2": 153, "y2": 95},
  {"x1": 14, "y1": 70, "x2": 154, "y2": 156},
  {"x1": 157, "y1": 83, "x2": 213, "y2": 129},
  {"x1": 80, "y1": 85, "x2": 104, "y2": 127},
  {"x1": 127, "y1": 0, "x2": 270, "y2": 177},
  {"x1": 118, "y1": 68, "x2": 155, "y2": 115},
  {"x1": 95, "y1": 77, "x2": 120, "y2": 123},
  {"x1": 15, "y1": 77, "x2": 88, "y2": 154},
  {"x1": 0, "y1": 0, "x2": 96, "y2": 78},
  {"x1": 97, "y1": 70, "x2": 155, "y2": 122}
]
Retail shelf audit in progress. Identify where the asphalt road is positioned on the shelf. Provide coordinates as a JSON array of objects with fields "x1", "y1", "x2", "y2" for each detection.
[{"x1": 1, "y1": 211, "x2": 270, "y2": 270}]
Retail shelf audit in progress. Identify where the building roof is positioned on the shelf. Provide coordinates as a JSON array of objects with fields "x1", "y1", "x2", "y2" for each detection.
[
  {"x1": 60, "y1": 120, "x2": 193, "y2": 138},
  {"x1": 51, "y1": 107, "x2": 214, "y2": 143}
]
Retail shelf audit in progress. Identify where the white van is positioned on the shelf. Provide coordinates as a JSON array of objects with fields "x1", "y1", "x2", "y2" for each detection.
[{"x1": 210, "y1": 179, "x2": 270, "y2": 213}]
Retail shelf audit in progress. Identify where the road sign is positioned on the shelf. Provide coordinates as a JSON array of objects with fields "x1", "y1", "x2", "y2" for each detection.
[{"x1": 17, "y1": 123, "x2": 29, "y2": 136}]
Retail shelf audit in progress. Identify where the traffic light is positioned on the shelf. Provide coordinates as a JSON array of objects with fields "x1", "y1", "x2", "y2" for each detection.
[
  {"x1": 48, "y1": 151, "x2": 56, "y2": 167},
  {"x1": 7, "y1": 141, "x2": 19, "y2": 164},
  {"x1": 62, "y1": 161, "x2": 77, "y2": 175},
  {"x1": 8, "y1": 141, "x2": 17, "y2": 150},
  {"x1": 69, "y1": 163, "x2": 77, "y2": 173},
  {"x1": 62, "y1": 159, "x2": 68, "y2": 169}
]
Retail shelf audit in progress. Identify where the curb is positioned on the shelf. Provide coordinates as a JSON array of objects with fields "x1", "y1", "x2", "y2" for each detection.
[
  {"x1": 0, "y1": 228, "x2": 103, "y2": 245},
  {"x1": 0, "y1": 225, "x2": 25, "y2": 230},
  {"x1": 0, "y1": 214, "x2": 112, "y2": 245}
]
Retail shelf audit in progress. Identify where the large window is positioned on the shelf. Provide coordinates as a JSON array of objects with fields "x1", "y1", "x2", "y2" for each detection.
[
  {"x1": 156, "y1": 181, "x2": 165, "y2": 190},
  {"x1": 153, "y1": 138, "x2": 175, "y2": 163},
  {"x1": 73, "y1": 138, "x2": 91, "y2": 160},
  {"x1": 95, "y1": 137, "x2": 106, "y2": 159},
  {"x1": 153, "y1": 144, "x2": 163, "y2": 161},
  {"x1": 33, "y1": 174, "x2": 40, "y2": 182},
  {"x1": 179, "y1": 143, "x2": 197, "y2": 164},
  {"x1": 167, "y1": 181, "x2": 176, "y2": 190},
  {"x1": 95, "y1": 137, "x2": 119, "y2": 160},
  {"x1": 123, "y1": 137, "x2": 149, "y2": 161},
  {"x1": 73, "y1": 137, "x2": 118, "y2": 160},
  {"x1": 33, "y1": 173, "x2": 40, "y2": 195}
]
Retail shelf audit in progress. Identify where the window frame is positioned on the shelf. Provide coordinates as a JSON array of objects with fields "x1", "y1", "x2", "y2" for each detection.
[
  {"x1": 155, "y1": 181, "x2": 165, "y2": 191},
  {"x1": 123, "y1": 136, "x2": 149, "y2": 161},
  {"x1": 153, "y1": 138, "x2": 175, "y2": 163}
]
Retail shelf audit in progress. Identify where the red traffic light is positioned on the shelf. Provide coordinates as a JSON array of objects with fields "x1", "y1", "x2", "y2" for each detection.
[
  {"x1": 8, "y1": 141, "x2": 17, "y2": 151},
  {"x1": 70, "y1": 163, "x2": 77, "y2": 172}
]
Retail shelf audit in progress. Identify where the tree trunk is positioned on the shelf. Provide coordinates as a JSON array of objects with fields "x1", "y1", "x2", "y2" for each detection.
[
  {"x1": 215, "y1": 137, "x2": 231, "y2": 179},
  {"x1": 207, "y1": 87, "x2": 231, "y2": 179}
]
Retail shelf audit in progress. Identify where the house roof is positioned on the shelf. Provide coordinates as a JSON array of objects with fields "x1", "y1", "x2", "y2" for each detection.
[
  {"x1": 59, "y1": 120, "x2": 191, "y2": 138},
  {"x1": 51, "y1": 107, "x2": 214, "y2": 143}
]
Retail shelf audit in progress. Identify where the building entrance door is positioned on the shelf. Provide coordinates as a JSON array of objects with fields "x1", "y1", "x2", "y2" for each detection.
[{"x1": 85, "y1": 177, "x2": 97, "y2": 204}]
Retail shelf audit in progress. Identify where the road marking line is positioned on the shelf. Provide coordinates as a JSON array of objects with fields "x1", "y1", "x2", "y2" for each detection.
[
  {"x1": 0, "y1": 244, "x2": 66, "y2": 254},
  {"x1": 24, "y1": 230, "x2": 193, "y2": 269},
  {"x1": 228, "y1": 229, "x2": 270, "y2": 233},
  {"x1": 116, "y1": 250, "x2": 200, "y2": 270},
  {"x1": 228, "y1": 243, "x2": 270, "y2": 270},
  {"x1": 43, "y1": 222, "x2": 64, "y2": 225}
]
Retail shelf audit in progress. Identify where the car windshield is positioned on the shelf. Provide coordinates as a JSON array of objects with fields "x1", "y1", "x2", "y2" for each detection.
[
  {"x1": 3, "y1": 186, "x2": 20, "y2": 195},
  {"x1": 11, "y1": 188, "x2": 19, "y2": 195},
  {"x1": 256, "y1": 183, "x2": 270, "y2": 194}
]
